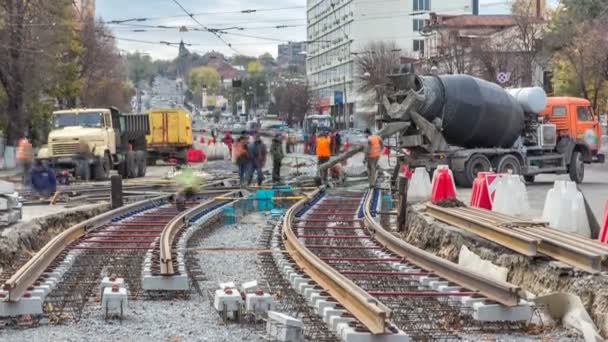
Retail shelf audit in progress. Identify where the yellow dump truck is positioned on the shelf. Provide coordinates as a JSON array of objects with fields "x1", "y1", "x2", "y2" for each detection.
[{"x1": 146, "y1": 108, "x2": 193, "y2": 164}]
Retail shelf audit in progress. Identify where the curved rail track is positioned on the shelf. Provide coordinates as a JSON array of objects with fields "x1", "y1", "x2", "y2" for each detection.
[
  {"x1": 0, "y1": 189, "x2": 236, "y2": 319},
  {"x1": 284, "y1": 188, "x2": 528, "y2": 340}
]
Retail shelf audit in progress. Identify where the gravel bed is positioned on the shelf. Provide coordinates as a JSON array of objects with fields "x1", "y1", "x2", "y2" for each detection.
[{"x1": 2, "y1": 212, "x2": 270, "y2": 342}]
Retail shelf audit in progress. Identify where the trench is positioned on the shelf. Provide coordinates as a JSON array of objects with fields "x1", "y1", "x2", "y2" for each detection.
[{"x1": 401, "y1": 203, "x2": 608, "y2": 338}]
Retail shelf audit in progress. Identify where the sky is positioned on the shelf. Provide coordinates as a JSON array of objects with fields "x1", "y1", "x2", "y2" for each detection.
[{"x1": 96, "y1": 0, "x2": 530, "y2": 60}]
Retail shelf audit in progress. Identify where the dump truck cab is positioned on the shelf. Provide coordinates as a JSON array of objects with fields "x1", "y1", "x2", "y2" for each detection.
[
  {"x1": 541, "y1": 97, "x2": 604, "y2": 164},
  {"x1": 38, "y1": 107, "x2": 149, "y2": 181}
]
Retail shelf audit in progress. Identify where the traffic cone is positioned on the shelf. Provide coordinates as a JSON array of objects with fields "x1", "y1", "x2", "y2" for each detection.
[
  {"x1": 469, "y1": 171, "x2": 494, "y2": 209},
  {"x1": 430, "y1": 168, "x2": 456, "y2": 203},
  {"x1": 599, "y1": 201, "x2": 608, "y2": 243}
]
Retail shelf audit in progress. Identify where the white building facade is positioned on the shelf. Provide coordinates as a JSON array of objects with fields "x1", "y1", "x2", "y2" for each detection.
[{"x1": 306, "y1": 0, "x2": 476, "y2": 127}]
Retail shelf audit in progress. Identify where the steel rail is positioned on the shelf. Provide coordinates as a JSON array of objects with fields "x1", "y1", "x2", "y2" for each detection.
[
  {"x1": 427, "y1": 205, "x2": 606, "y2": 273},
  {"x1": 3, "y1": 195, "x2": 172, "y2": 301},
  {"x1": 283, "y1": 189, "x2": 392, "y2": 334},
  {"x1": 159, "y1": 190, "x2": 242, "y2": 275},
  {"x1": 363, "y1": 191, "x2": 521, "y2": 306},
  {"x1": 426, "y1": 205, "x2": 540, "y2": 256}
]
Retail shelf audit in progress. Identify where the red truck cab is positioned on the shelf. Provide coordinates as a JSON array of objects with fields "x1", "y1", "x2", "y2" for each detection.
[{"x1": 541, "y1": 97, "x2": 604, "y2": 164}]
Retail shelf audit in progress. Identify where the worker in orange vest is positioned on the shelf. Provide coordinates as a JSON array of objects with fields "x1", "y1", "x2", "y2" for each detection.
[
  {"x1": 17, "y1": 137, "x2": 33, "y2": 185},
  {"x1": 364, "y1": 128, "x2": 383, "y2": 188},
  {"x1": 316, "y1": 131, "x2": 331, "y2": 183}
]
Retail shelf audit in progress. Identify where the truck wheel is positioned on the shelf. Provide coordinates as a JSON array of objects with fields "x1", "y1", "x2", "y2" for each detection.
[
  {"x1": 136, "y1": 151, "x2": 146, "y2": 177},
  {"x1": 118, "y1": 159, "x2": 128, "y2": 178},
  {"x1": 523, "y1": 175, "x2": 535, "y2": 184},
  {"x1": 462, "y1": 154, "x2": 492, "y2": 187},
  {"x1": 496, "y1": 154, "x2": 521, "y2": 175},
  {"x1": 569, "y1": 151, "x2": 584, "y2": 183},
  {"x1": 146, "y1": 156, "x2": 157, "y2": 166},
  {"x1": 94, "y1": 154, "x2": 111, "y2": 181},
  {"x1": 126, "y1": 151, "x2": 137, "y2": 178}
]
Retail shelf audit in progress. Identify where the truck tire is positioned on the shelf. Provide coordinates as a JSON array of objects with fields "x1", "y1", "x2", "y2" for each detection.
[
  {"x1": 93, "y1": 153, "x2": 111, "y2": 181},
  {"x1": 126, "y1": 151, "x2": 137, "y2": 178},
  {"x1": 147, "y1": 155, "x2": 157, "y2": 166},
  {"x1": 461, "y1": 154, "x2": 492, "y2": 187},
  {"x1": 118, "y1": 159, "x2": 128, "y2": 178},
  {"x1": 136, "y1": 150, "x2": 146, "y2": 177},
  {"x1": 568, "y1": 151, "x2": 584, "y2": 183},
  {"x1": 495, "y1": 154, "x2": 521, "y2": 175}
]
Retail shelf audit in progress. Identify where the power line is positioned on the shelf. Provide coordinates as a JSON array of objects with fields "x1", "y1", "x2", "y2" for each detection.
[
  {"x1": 169, "y1": 0, "x2": 240, "y2": 54},
  {"x1": 106, "y1": 5, "x2": 306, "y2": 24}
]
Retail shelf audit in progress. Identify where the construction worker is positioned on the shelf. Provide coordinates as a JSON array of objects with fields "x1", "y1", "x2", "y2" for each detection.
[
  {"x1": 270, "y1": 134, "x2": 284, "y2": 183},
  {"x1": 364, "y1": 128, "x2": 383, "y2": 188},
  {"x1": 16, "y1": 137, "x2": 33, "y2": 186},
  {"x1": 247, "y1": 135, "x2": 267, "y2": 186},
  {"x1": 316, "y1": 131, "x2": 331, "y2": 183},
  {"x1": 30, "y1": 160, "x2": 57, "y2": 198},
  {"x1": 234, "y1": 135, "x2": 251, "y2": 187}
]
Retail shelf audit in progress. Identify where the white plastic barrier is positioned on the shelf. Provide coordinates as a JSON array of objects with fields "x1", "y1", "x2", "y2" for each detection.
[
  {"x1": 492, "y1": 174, "x2": 529, "y2": 217},
  {"x1": 542, "y1": 181, "x2": 590, "y2": 237},
  {"x1": 203, "y1": 143, "x2": 230, "y2": 161},
  {"x1": 408, "y1": 167, "x2": 432, "y2": 202}
]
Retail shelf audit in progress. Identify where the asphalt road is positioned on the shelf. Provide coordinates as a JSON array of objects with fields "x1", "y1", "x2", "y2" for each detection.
[{"x1": 457, "y1": 163, "x2": 608, "y2": 223}]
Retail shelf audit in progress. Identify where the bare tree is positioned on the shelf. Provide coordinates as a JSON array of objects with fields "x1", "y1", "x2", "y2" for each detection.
[
  {"x1": 354, "y1": 41, "x2": 401, "y2": 93},
  {"x1": 273, "y1": 83, "x2": 311, "y2": 125},
  {"x1": 429, "y1": 29, "x2": 472, "y2": 75}
]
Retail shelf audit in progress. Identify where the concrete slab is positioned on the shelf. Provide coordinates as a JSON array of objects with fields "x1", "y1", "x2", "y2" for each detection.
[
  {"x1": 472, "y1": 301, "x2": 533, "y2": 322},
  {"x1": 341, "y1": 327, "x2": 410, "y2": 342},
  {"x1": 142, "y1": 274, "x2": 189, "y2": 291},
  {"x1": 0, "y1": 295, "x2": 43, "y2": 317}
]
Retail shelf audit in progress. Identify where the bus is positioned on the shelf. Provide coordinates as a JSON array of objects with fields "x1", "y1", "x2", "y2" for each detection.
[{"x1": 304, "y1": 114, "x2": 333, "y2": 134}]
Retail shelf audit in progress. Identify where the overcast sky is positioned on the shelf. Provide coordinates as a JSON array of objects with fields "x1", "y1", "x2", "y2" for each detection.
[{"x1": 96, "y1": 0, "x2": 526, "y2": 60}]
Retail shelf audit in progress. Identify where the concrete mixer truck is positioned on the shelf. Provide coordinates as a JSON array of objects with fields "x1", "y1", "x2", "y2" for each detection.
[
  {"x1": 320, "y1": 70, "x2": 604, "y2": 186},
  {"x1": 371, "y1": 68, "x2": 605, "y2": 187}
]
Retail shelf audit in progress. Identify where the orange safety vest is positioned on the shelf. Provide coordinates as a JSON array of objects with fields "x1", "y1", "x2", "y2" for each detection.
[
  {"x1": 368, "y1": 135, "x2": 382, "y2": 158},
  {"x1": 316, "y1": 136, "x2": 331, "y2": 157},
  {"x1": 16, "y1": 138, "x2": 32, "y2": 160}
]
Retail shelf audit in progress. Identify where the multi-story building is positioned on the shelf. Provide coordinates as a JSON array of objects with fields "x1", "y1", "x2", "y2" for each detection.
[
  {"x1": 278, "y1": 42, "x2": 307, "y2": 66},
  {"x1": 306, "y1": 0, "x2": 476, "y2": 127}
]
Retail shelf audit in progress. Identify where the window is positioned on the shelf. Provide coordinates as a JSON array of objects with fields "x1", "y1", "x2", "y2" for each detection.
[
  {"x1": 576, "y1": 106, "x2": 594, "y2": 122},
  {"x1": 413, "y1": 19, "x2": 425, "y2": 31},
  {"x1": 552, "y1": 106, "x2": 566, "y2": 117},
  {"x1": 413, "y1": 0, "x2": 430, "y2": 11},
  {"x1": 413, "y1": 39, "x2": 425, "y2": 53}
]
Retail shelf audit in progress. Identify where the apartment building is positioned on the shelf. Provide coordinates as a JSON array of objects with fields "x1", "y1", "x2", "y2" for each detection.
[
  {"x1": 306, "y1": 0, "x2": 475, "y2": 127},
  {"x1": 278, "y1": 42, "x2": 308, "y2": 66}
]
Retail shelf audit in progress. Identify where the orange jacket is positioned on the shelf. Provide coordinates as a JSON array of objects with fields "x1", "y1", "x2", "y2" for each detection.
[
  {"x1": 316, "y1": 136, "x2": 331, "y2": 157},
  {"x1": 368, "y1": 135, "x2": 382, "y2": 158}
]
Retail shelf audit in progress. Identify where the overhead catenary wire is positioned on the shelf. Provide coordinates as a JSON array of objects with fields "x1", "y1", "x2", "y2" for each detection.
[{"x1": 169, "y1": 0, "x2": 240, "y2": 54}]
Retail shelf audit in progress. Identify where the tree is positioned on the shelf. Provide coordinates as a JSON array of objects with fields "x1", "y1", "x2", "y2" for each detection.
[
  {"x1": 127, "y1": 52, "x2": 155, "y2": 87},
  {"x1": 78, "y1": 19, "x2": 132, "y2": 111},
  {"x1": 273, "y1": 83, "x2": 311, "y2": 125},
  {"x1": 187, "y1": 66, "x2": 220, "y2": 95},
  {"x1": 0, "y1": 0, "x2": 75, "y2": 144},
  {"x1": 545, "y1": 0, "x2": 608, "y2": 112},
  {"x1": 431, "y1": 29, "x2": 472, "y2": 75},
  {"x1": 231, "y1": 54, "x2": 257, "y2": 69},
  {"x1": 354, "y1": 41, "x2": 401, "y2": 93},
  {"x1": 247, "y1": 60, "x2": 262, "y2": 74}
]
